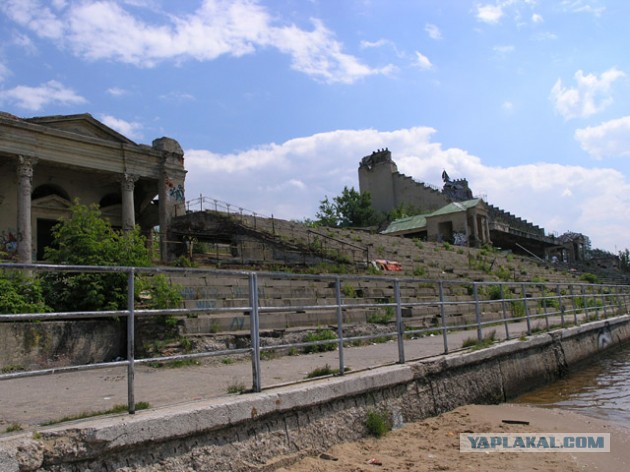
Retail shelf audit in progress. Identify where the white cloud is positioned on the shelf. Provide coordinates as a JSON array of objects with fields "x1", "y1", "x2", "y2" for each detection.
[
  {"x1": 493, "y1": 45, "x2": 515, "y2": 58},
  {"x1": 575, "y1": 116, "x2": 630, "y2": 159},
  {"x1": 0, "y1": 0, "x2": 65, "y2": 39},
  {"x1": 1, "y1": 0, "x2": 391, "y2": 84},
  {"x1": 184, "y1": 126, "x2": 629, "y2": 251},
  {"x1": 11, "y1": 32, "x2": 38, "y2": 54},
  {"x1": 531, "y1": 13, "x2": 543, "y2": 23},
  {"x1": 159, "y1": 91, "x2": 195, "y2": 103},
  {"x1": 0, "y1": 80, "x2": 86, "y2": 111},
  {"x1": 99, "y1": 114, "x2": 143, "y2": 141},
  {"x1": 476, "y1": 4, "x2": 504, "y2": 24},
  {"x1": 414, "y1": 51, "x2": 433, "y2": 70},
  {"x1": 0, "y1": 61, "x2": 10, "y2": 83},
  {"x1": 425, "y1": 23, "x2": 442, "y2": 40},
  {"x1": 106, "y1": 87, "x2": 129, "y2": 97},
  {"x1": 502, "y1": 101, "x2": 514, "y2": 113},
  {"x1": 550, "y1": 67, "x2": 625, "y2": 120},
  {"x1": 560, "y1": 0, "x2": 605, "y2": 17},
  {"x1": 360, "y1": 39, "x2": 392, "y2": 49}
]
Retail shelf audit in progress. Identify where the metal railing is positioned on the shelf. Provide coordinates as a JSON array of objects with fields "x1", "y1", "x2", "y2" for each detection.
[{"x1": 1, "y1": 263, "x2": 629, "y2": 417}]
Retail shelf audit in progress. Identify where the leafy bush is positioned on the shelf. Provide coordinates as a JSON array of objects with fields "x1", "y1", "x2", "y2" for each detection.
[
  {"x1": 0, "y1": 271, "x2": 50, "y2": 314},
  {"x1": 580, "y1": 272, "x2": 600, "y2": 284},
  {"x1": 41, "y1": 202, "x2": 180, "y2": 312}
]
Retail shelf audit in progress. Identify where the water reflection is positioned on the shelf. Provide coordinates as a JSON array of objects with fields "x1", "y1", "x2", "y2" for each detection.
[{"x1": 515, "y1": 343, "x2": 630, "y2": 428}]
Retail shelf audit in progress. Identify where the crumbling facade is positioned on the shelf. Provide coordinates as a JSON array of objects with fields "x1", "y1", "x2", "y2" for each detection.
[
  {"x1": 360, "y1": 149, "x2": 561, "y2": 257},
  {"x1": 0, "y1": 112, "x2": 186, "y2": 263}
]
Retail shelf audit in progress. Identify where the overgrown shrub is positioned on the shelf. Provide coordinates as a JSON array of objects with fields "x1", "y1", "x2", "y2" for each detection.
[
  {"x1": 41, "y1": 202, "x2": 181, "y2": 312},
  {"x1": 0, "y1": 271, "x2": 50, "y2": 313},
  {"x1": 365, "y1": 409, "x2": 391, "y2": 438},
  {"x1": 303, "y1": 327, "x2": 337, "y2": 353}
]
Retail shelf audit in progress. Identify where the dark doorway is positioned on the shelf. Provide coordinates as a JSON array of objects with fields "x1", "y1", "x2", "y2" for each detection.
[{"x1": 37, "y1": 219, "x2": 58, "y2": 260}]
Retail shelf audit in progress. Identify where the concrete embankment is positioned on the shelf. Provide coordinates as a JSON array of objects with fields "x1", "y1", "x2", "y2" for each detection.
[{"x1": 1, "y1": 315, "x2": 629, "y2": 472}]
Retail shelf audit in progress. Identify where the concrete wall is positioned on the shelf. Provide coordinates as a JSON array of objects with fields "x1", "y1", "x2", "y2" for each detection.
[
  {"x1": 392, "y1": 172, "x2": 449, "y2": 213},
  {"x1": 0, "y1": 320, "x2": 125, "y2": 370},
  {"x1": 1, "y1": 315, "x2": 629, "y2": 471}
]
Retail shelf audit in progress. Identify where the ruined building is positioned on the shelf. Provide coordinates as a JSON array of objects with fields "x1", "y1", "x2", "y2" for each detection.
[
  {"x1": 0, "y1": 112, "x2": 187, "y2": 263},
  {"x1": 359, "y1": 149, "x2": 565, "y2": 259}
]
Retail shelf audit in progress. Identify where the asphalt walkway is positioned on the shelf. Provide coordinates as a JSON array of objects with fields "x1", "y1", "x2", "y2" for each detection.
[{"x1": 0, "y1": 314, "x2": 576, "y2": 429}]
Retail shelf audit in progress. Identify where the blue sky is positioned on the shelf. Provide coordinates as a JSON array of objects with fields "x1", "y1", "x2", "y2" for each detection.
[{"x1": 1, "y1": 0, "x2": 629, "y2": 253}]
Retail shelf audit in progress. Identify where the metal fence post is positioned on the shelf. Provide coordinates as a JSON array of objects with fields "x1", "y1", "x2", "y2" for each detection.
[
  {"x1": 439, "y1": 281, "x2": 448, "y2": 353},
  {"x1": 581, "y1": 285, "x2": 588, "y2": 324},
  {"x1": 394, "y1": 279, "x2": 405, "y2": 364},
  {"x1": 335, "y1": 276, "x2": 345, "y2": 375},
  {"x1": 617, "y1": 286, "x2": 625, "y2": 315},
  {"x1": 127, "y1": 268, "x2": 136, "y2": 414},
  {"x1": 522, "y1": 283, "x2": 531, "y2": 336},
  {"x1": 249, "y1": 273, "x2": 262, "y2": 393},
  {"x1": 568, "y1": 284, "x2": 576, "y2": 328},
  {"x1": 556, "y1": 283, "x2": 564, "y2": 327},
  {"x1": 541, "y1": 285, "x2": 549, "y2": 330},
  {"x1": 473, "y1": 283, "x2": 482, "y2": 341},
  {"x1": 500, "y1": 283, "x2": 509, "y2": 340}
]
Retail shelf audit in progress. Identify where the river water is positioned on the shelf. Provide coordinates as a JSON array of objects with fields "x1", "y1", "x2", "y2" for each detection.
[{"x1": 515, "y1": 342, "x2": 630, "y2": 429}]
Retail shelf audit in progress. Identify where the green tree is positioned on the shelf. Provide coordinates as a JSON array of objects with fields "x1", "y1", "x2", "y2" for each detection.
[
  {"x1": 315, "y1": 196, "x2": 339, "y2": 227},
  {"x1": 315, "y1": 187, "x2": 379, "y2": 227},
  {"x1": 41, "y1": 202, "x2": 180, "y2": 312}
]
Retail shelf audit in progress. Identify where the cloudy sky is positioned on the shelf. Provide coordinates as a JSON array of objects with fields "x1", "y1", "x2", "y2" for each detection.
[{"x1": 1, "y1": 0, "x2": 629, "y2": 253}]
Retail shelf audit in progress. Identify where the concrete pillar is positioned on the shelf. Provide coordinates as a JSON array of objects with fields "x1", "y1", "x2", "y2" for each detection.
[
  {"x1": 471, "y1": 210, "x2": 479, "y2": 247},
  {"x1": 16, "y1": 155, "x2": 37, "y2": 263},
  {"x1": 158, "y1": 167, "x2": 170, "y2": 262},
  {"x1": 121, "y1": 173, "x2": 138, "y2": 231},
  {"x1": 483, "y1": 216, "x2": 491, "y2": 245}
]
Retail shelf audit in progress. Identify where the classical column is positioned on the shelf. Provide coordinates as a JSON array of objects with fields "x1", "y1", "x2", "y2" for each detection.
[
  {"x1": 121, "y1": 173, "x2": 138, "y2": 231},
  {"x1": 158, "y1": 168, "x2": 170, "y2": 262},
  {"x1": 483, "y1": 216, "x2": 491, "y2": 244},
  {"x1": 471, "y1": 211, "x2": 479, "y2": 247},
  {"x1": 16, "y1": 155, "x2": 38, "y2": 263}
]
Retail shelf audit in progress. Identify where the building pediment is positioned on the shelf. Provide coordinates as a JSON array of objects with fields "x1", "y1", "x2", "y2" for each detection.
[
  {"x1": 32, "y1": 194, "x2": 72, "y2": 211},
  {"x1": 25, "y1": 114, "x2": 135, "y2": 144}
]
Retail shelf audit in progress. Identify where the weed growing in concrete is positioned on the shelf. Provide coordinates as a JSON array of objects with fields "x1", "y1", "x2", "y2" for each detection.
[
  {"x1": 365, "y1": 409, "x2": 391, "y2": 438},
  {"x1": 367, "y1": 308, "x2": 394, "y2": 324},
  {"x1": 42, "y1": 402, "x2": 150, "y2": 425},
  {"x1": 305, "y1": 364, "x2": 335, "y2": 379},
  {"x1": 462, "y1": 330, "x2": 497, "y2": 351},
  {"x1": 303, "y1": 328, "x2": 337, "y2": 353},
  {"x1": 1, "y1": 365, "x2": 25, "y2": 374},
  {"x1": 412, "y1": 266, "x2": 426, "y2": 277},
  {"x1": 227, "y1": 381, "x2": 246, "y2": 394},
  {"x1": 341, "y1": 283, "x2": 357, "y2": 298},
  {"x1": 5, "y1": 423, "x2": 22, "y2": 433},
  {"x1": 147, "y1": 358, "x2": 200, "y2": 369}
]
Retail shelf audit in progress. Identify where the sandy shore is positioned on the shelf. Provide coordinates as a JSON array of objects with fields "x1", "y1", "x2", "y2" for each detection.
[{"x1": 277, "y1": 404, "x2": 630, "y2": 472}]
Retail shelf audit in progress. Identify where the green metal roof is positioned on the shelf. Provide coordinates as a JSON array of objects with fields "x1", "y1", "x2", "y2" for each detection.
[
  {"x1": 429, "y1": 198, "x2": 482, "y2": 217},
  {"x1": 382, "y1": 214, "x2": 427, "y2": 234},
  {"x1": 382, "y1": 198, "x2": 482, "y2": 235}
]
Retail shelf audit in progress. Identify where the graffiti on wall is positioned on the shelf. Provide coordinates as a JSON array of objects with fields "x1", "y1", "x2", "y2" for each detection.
[
  {"x1": 453, "y1": 232, "x2": 468, "y2": 247},
  {"x1": 0, "y1": 230, "x2": 18, "y2": 258},
  {"x1": 165, "y1": 177, "x2": 185, "y2": 203}
]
